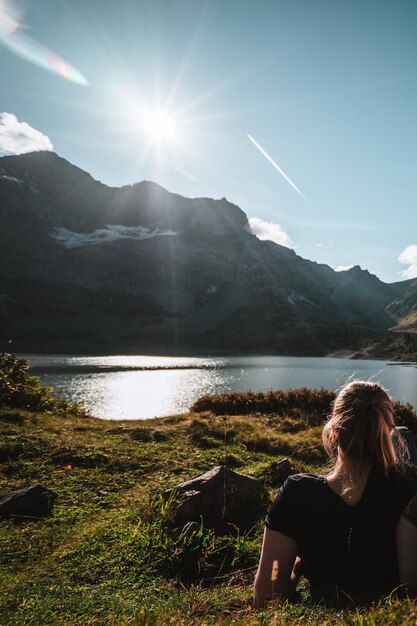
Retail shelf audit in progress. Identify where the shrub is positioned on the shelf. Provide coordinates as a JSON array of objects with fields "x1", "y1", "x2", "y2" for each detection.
[
  {"x1": 191, "y1": 388, "x2": 335, "y2": 420},
  {"x1": 0, "y1": 353, "x2": 89, "y2": 417},
  {"x1": 392, "y1": 400, "x2": 417, "y2": 437},
  {"x1": 191, "y1": 389, "x2": 417, "y2": 433}
]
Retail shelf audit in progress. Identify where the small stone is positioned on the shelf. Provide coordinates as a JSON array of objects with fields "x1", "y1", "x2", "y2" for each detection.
[
  {"x1": 261, "y1": 458, "x2": 294, "y2": 487},
  {"x1": 0, "y1": 484, "x2": 57, "y2": 519}
]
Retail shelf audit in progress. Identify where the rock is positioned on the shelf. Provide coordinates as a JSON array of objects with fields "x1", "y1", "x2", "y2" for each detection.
[
  {"x1": 261, "y1": 458, "x2": 294, "y2": 487},
  {"x1": 0, "y1": 484, "x2": 57, "y2": 519},
  {"x1": 130, "y1": 428, "x2": 168, "y2": 442},
  {"x1": 163, "y1": 465, "x2": 267, "y2": 534}
]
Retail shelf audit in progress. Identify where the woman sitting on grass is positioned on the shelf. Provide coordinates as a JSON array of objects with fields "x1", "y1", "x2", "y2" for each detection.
[{"x1": 254, "y1": 380, "x2": 417, "y2": 608}]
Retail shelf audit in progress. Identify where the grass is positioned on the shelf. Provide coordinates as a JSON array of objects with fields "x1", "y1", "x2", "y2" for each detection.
[{"x1": 1, "y1": 387, "x2": 417, "y2": 624}]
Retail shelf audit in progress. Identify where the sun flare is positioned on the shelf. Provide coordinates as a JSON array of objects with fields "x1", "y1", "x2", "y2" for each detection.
[{"x1": 140, "y1": 109, "x2": 178, "y2": 144}]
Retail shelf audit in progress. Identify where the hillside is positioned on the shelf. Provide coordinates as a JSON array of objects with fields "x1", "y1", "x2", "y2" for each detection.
[{"x1": 0, "y1": 151, "x2": 416, "y2": 356}]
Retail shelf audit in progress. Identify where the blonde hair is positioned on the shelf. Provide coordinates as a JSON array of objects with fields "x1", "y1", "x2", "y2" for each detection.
[{"x1": 322, "y1": 380, "x2": 397, "y2": 477}]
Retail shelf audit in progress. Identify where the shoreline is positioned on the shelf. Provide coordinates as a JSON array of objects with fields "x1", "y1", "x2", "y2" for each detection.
[
  {"x1": 3, "y1": 329, "x2": 417, "y2": 365},
  {"x1": 17, "y1": 349, "x2": 417, "y2": 366}
]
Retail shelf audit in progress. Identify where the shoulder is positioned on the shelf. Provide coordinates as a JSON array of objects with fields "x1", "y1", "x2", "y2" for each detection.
[
  {"x1": 265, "y1": 473, "x2": 326, "y2": 535},
  {"x1": 287, "y1": 472, "x2": 325, "y2": 482},
  {"x1": 277, "y1": 472, "x2": 326, "y2": 501},
  {"x1": 367, "y1": 466, "x2": 417, "y2": 510},
  {"x1": 284, "y1": 472, "x2": 326, "y2": 489}
]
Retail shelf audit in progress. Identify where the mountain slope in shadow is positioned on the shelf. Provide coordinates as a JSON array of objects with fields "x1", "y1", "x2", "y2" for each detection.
[{"x1": 0, "y1": 151, "x2": 415, "y2": 355}]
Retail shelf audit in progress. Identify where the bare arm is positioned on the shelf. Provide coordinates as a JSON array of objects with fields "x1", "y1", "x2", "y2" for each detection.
[
  {"x1": 253, "y1": 527, "x2": 298, "y2": 609},
  {"x1": 397, "y1": 515, "x2": 417, "y2": 596}
]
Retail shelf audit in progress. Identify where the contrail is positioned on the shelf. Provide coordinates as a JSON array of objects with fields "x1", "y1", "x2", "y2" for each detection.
[{"x1": 248, "y1": 134, "x2": 307, "y2": 201}]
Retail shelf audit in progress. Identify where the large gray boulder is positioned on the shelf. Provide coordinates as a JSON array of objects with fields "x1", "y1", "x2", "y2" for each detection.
[{"x1": 163, "y1": 466, "x2": 267, "y2": 533}]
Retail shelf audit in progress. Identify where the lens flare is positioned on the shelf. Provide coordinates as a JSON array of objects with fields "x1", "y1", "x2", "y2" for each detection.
[
  {"x1": 0, "y1": 0, "x2": 88, "y2": 86},
  {"x1": 0, "y1": 0, "x2": 21, "y2": 34}
]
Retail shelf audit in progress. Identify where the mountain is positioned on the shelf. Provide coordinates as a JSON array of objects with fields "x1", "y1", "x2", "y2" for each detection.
[
  {"x1": 0, "y1": 151, "x2": 415, "y2": 355},
  {"x1": 385, "y1": 281, "x2": 417, "y2": 331}
]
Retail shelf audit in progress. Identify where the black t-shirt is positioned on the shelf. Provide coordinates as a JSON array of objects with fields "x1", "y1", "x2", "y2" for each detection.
[{"x1": 265, "y1": 466, "x2": 417, "y2": 603}]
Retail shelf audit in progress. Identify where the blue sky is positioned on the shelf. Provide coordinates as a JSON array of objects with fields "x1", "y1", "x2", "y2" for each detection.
[{"x1": 2, "y1": 0, "x2": 417, "y2": 283}]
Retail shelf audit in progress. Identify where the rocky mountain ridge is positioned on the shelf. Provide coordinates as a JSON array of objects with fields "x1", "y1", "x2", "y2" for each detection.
[{"x1": 0, "y1": 151, "x2": 415, "y2": 355}]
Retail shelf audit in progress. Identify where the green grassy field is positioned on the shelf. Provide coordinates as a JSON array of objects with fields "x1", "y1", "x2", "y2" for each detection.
[{"x1": 2, "y1": 357, "x2": 417, "y2": 625}]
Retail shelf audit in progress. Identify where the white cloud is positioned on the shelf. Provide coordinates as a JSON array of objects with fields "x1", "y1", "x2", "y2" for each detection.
[
  {"x1": 401, "y1": 266, "x2": 417, "y2": 279},
  {"x1": 0, "y1": 113, "x2": 53, "y2": 155},
  {"x1": 398, "y1": 245, "x2": 417, "y2": 279},
  {"x1": 248, "y1": 217, "x2": 293, "y2": 248},
  {"x1": 335, "y1": 264, "x2": 354, "y2": 272},
  {"x1": 51, "y1": 225, "x2": 179, "y2": 249}
]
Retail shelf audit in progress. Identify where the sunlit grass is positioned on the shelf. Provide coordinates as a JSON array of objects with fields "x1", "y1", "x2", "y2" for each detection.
[{"x1": 1, "y1": 387, "x2": 417, "y2": 624}]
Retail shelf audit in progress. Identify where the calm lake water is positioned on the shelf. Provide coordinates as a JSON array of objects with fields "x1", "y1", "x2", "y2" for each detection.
[{"x1": 24, "y1": 354, "x2": 417, "y2": 420}]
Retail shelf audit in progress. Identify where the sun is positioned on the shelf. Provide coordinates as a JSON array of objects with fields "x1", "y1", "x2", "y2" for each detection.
[{"x1": 140, "y1": 109, "x2": 178, "y2": 144}]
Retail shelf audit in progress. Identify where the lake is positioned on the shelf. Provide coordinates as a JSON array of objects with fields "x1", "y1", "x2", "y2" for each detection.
[{"x1": 23, "y1": 354, "x2": 417, "y2": 420}]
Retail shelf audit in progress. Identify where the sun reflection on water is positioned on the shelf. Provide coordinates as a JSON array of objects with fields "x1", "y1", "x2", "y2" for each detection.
[{"x1": 41, "y1": 367, "x2": 235, "y2": 419}]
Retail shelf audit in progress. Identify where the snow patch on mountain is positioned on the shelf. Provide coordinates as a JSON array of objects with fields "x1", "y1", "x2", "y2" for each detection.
[
  {"x1": 0, "y1": 173, "x2": 40, "y2": 196},
  {"x1": 0, "y1": 175, "x2": 22, "y2": 183},
  {"x1": 287, "y1": 290, "x2": 316, "y2": 306},
  {"x1": 51, "y1": 225, "x2": 179, "y2": 249}
]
